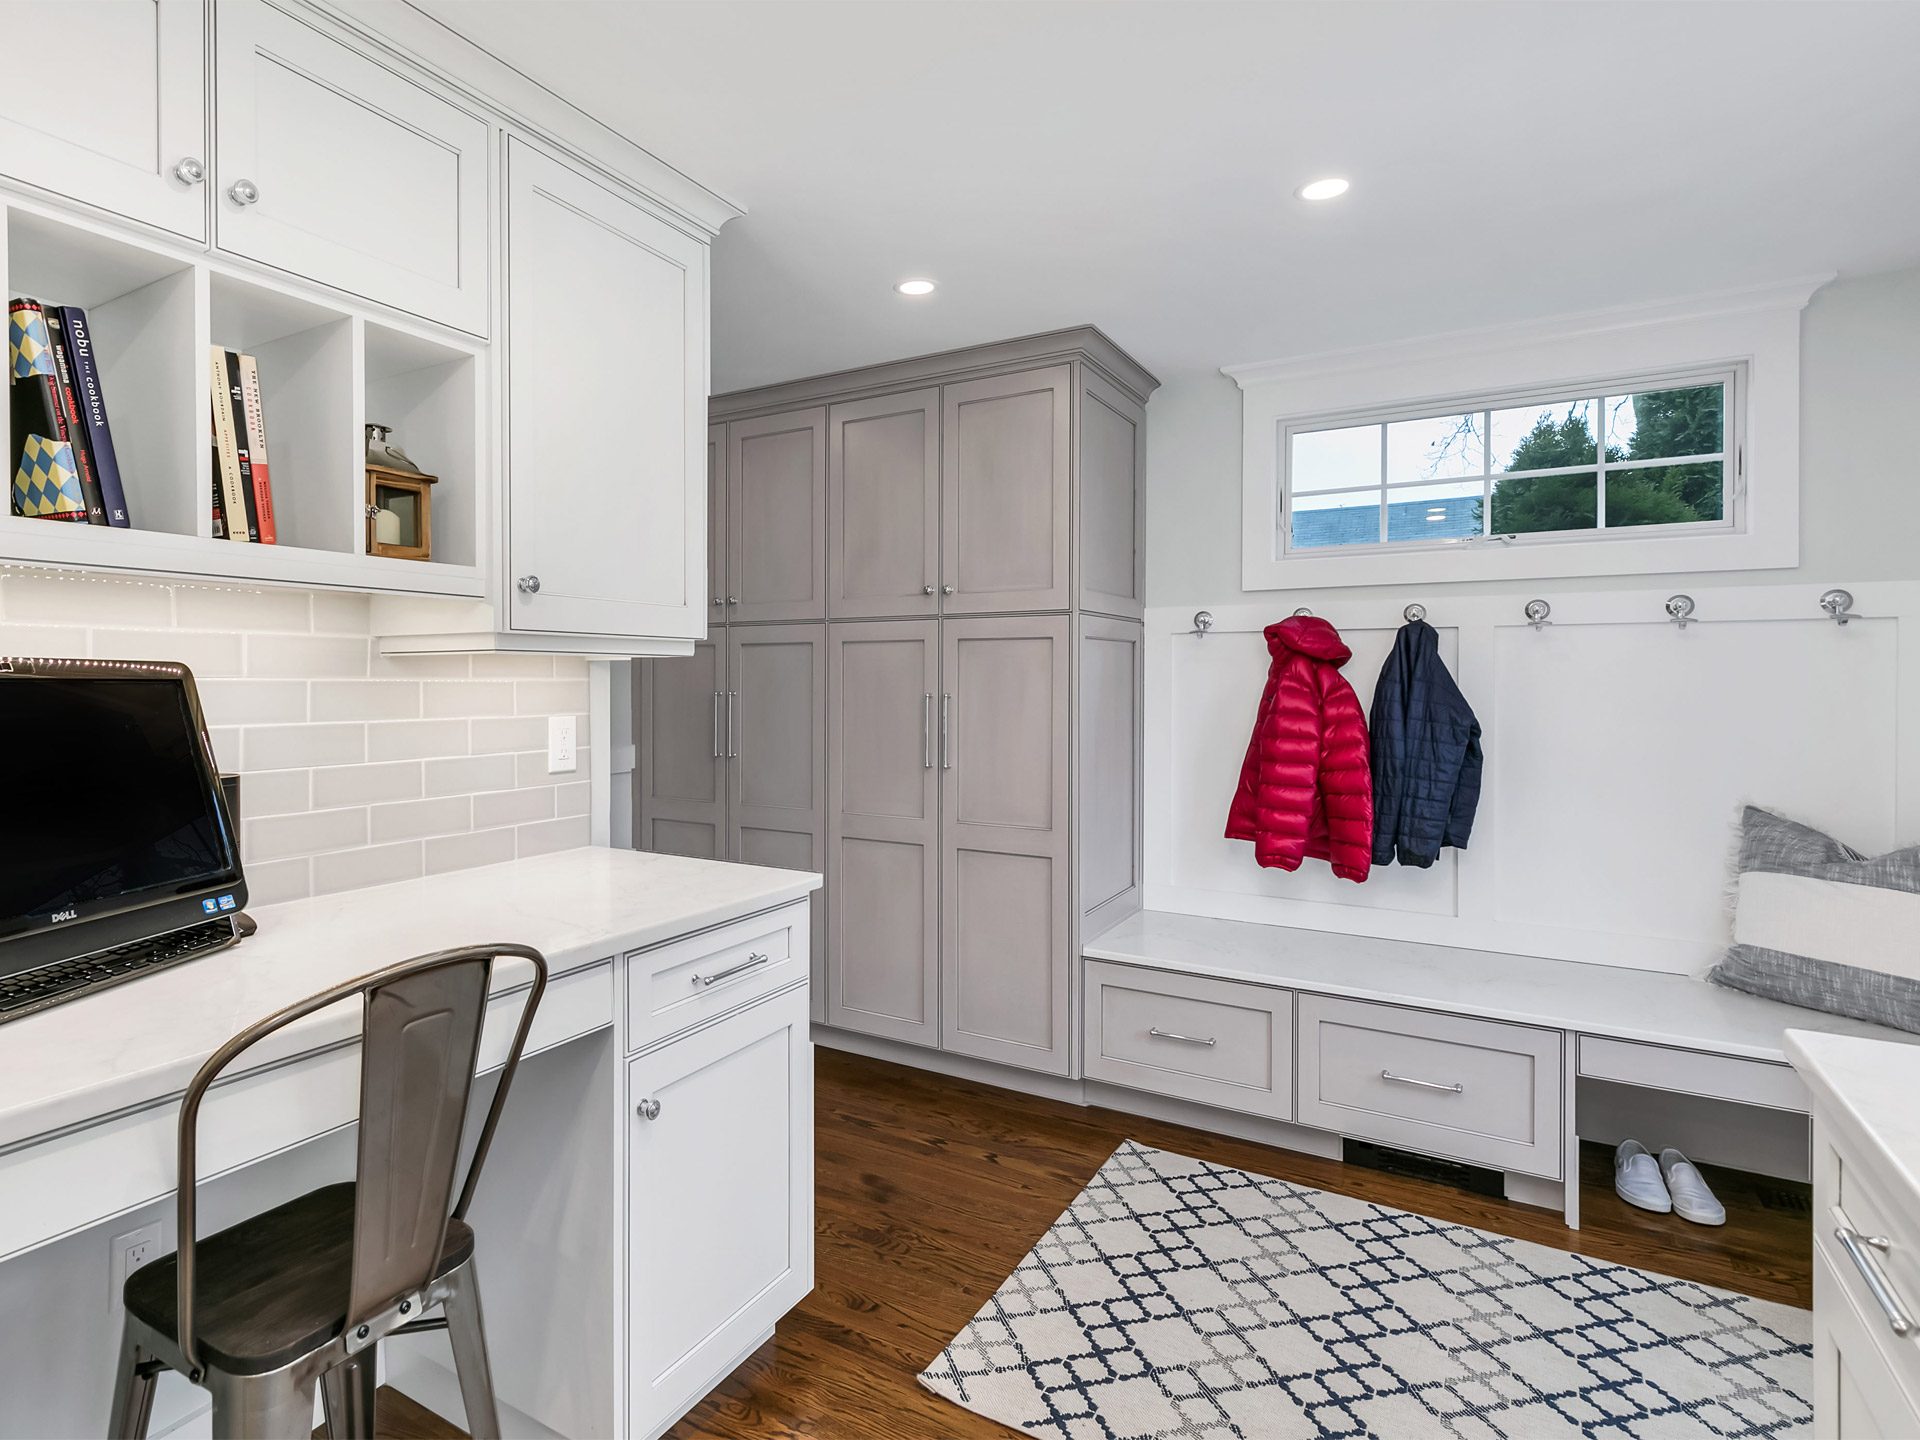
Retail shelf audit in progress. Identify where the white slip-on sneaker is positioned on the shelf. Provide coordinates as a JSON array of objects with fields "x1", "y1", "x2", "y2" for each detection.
[
  {"x1": 1615, "y1": 1139, "x2": 1672, "y2": 1213},
  {"x1": 1659, "y1": 1148, "x2": 1727, "y2": 1226}
]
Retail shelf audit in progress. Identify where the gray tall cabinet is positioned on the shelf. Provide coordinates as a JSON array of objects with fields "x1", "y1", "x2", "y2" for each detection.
[{"x1": 638, "y1": 328, "x2": 1155, "y2": 1077}]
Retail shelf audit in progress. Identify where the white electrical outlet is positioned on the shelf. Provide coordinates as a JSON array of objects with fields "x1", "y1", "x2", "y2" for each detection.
[
  {"x1": 110, "y1": 1222, "x2": 163, "y2": 1306},
  {"x1": 547, "y1": 714, "x2": 577, "y2": 774}
]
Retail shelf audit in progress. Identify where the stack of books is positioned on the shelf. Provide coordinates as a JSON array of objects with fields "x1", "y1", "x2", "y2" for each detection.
[
  {"x1": 209, "y1": 347, "x2": 276, "y2": 543},
  {"x1": 8, "y1": 297, "x2": 130, "y2": 527}
]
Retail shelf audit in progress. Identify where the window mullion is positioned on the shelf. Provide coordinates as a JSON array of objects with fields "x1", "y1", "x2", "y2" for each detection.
[
  {"x1": 1378, "y1": 423, "x2": 1388, "y2": 545},
  {"x1": 1596, "y1": 396, "x2": 1607, "y2": 531},
  {"x1": 1482, "y1": 409, "x2": 1491, "y2": 536}
]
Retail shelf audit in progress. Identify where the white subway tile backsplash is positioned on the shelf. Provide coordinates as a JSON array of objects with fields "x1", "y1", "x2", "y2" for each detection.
[
  {"x1": 515, "y1": 679, "x2": 590, "y2": 716},
  {"x1": 555, "y1": 781, "x2": 592, "y2": 818},
  {"x1": 94, "y1": 628, "x2": 244, "y2": 677},
  {"x1": 313, "y1": 841, "x2": 423, "y2": 896},
  {"x1": 471, "y1": 716, "x2": 547, "y2": 754},
  {"x1": 198, "y1": 679, "x2": 309, "y2": 725},
  {"x1": 208, "y1": 727, "x2": 242, "y2": 771},
  {"x1": 246, "y1": 807, "x2": 368, "y2": 862},
  {"x1": 554, "y1": 656, "x2": 589, "y2": 679},
  {"x1": 312, "y1": 761, "x2": 424, "y2": 809},
  {"x1": 469, "y1": 653, "x2": 554, "y2": 679},
  {"x1": 426, "y1": 827, "x2": 517, "y2": 876},
  {"x1": 247, "y1": 634, "x2": 369, "y2": 679},
  {"x1": 311, "y1": 591, "x2": 372, "y2": 634},
  {"x1": 371, "y1": 795, "x2": 472, "y2": 844},
  {"x1": 370, "y1": 649, "x2": 469, "y2": 679},
  {"x1": 2, "y1": 572, "x2": 171, "y2": 625},
  {"x1": 517, "y1": 815, "x2": 590, "y2": 858},
  {"x1": 517, "y1": 747, "x2": 590, "y2": 787},
  {"x1": 0, "y1": 623, "x2": 89, "y2": 657},
  {"x1": 474, "y1": 786, "x2": 552, "y2": 829},
  {"x1": 244, "y1": 857, "x2": 313, "y2": 906},
  {"x1": 367, "y1": 718, "x2": 469, "y2": 762},
  {"x1": 239, "y1": 769, "x2": 311, "y2": 819},
  {"x1": 424, "y1": 753, "x2": 516, "y2": 796},
  {"x1": 176, "y1": 585, "x2": 311, "y2": 632},
  {"x1": 422, "y1": 680, "x2": 516, "y2": 718},
  {"x1": 243, "y1": 722, "x2": 366, "y2": 771},
  {"x1": 311, "y1": 680, "x2": 421, "y2": 721}
]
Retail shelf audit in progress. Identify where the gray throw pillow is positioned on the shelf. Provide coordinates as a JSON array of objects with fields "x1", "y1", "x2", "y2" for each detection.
[{"x1": 1708, "y1": 806, "x2": 1920, "y2": 1033}]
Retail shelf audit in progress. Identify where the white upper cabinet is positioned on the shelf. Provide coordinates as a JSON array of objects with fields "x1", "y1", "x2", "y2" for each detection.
[
  {"x1": 505, "y1": 139, "x2": 708, "y2": 641},
  {"x1": 213, "y1": 0, "x2": 491, "y2": 334},
  {"x1": 0, "y1": 0, "x2": 209, "y2": 239}
]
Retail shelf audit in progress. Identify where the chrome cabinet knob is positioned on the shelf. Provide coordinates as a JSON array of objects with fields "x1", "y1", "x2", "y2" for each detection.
[
  {"x1": 941, "y1": 585, "x2": 954, "y2": 595},
  {"x1": 174, "y1": 157, "x2": 205, "y2": 186},
  {"x1": 636, "y1": 1097, "x2": 661, "y2": 1121},
  {"x1": 922, "y1": 585, "x2": 934, "y2": 595},
  {"x1": 727, "y1": 595, "x2": 738, "y2": 605},
  {"x1": 228, "y1": 178, "x2": 260, "y2": 206},
  {"x1": 711, "y1": 596, "x2": 722, "y2": 606},
  {"x1": 517, "y1": 575, "x2": 541, "y2": 594}
]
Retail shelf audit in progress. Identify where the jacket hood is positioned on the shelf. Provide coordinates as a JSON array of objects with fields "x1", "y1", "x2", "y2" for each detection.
[{"x1": 1265, "y1": 615, "x2": 1351, "y2": 667}]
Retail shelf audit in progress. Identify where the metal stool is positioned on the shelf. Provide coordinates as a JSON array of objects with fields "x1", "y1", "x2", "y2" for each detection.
[{"x1": 107, "y1": 942, "x2": 548, "y2": 1439}]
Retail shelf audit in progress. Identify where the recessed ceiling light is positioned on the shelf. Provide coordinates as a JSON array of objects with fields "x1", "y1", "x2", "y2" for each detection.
[
  {"x1": 1297, "y1": 177, "x2": 1349, "y2": 202},
  {"x1": 896, "y1": 279, "x2": 936, "y2": 296}
]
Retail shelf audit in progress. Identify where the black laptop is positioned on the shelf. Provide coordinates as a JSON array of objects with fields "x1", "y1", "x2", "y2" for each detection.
[{"x1": 0, "y1": 657, "x2": 247, "y2": 1023}]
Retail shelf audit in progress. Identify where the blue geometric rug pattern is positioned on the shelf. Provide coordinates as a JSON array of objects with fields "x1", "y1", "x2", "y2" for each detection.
[{"x1": 919, "y1": 1142, "x2": 1810, "y2": 1438}]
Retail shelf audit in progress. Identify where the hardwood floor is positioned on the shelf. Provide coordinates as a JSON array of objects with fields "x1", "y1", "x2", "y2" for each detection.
[{"x1": 374, "y1": 1044, "x2": 1812, "y2": 1438}]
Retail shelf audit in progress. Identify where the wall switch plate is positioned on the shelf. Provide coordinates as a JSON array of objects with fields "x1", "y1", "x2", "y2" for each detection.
[
  {"x1": 110, "y1": 1222, "x2": 163, "y2": 1306},
  {"x1": 547, "y1": 714, "x2": 577, "y2": 774}
]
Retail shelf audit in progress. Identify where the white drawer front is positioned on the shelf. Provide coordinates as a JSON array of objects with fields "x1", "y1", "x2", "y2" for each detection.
[
  {"x1": 1083, "y1": 961, "x2": 1292, "y2": 1120},
  {"x1": 626, "y1": 901, "x2": 809, "y2": 1051},
  {"x1": 1297, "y1": 994, "x2": 1564, "y2": 1178},
  {"x1": 1816, "y1": 1241, "x2": 1920, "y2": 1435},
  {"x1": 1821, "y1": 1142, "x2": 1920, "y2": 1397},
  {"x1": 1579, "y1": 1035, "x2": 1810, "y2": 1113}
]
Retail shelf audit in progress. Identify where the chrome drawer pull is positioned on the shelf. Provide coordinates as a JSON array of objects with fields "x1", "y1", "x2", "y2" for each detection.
[
  {"x1": 1381, "y1": 1069, "x2": 1464, "y2": 1094},
  {"x1": 1149, "y1": 1026, "x2": 1216, "y2": 1047},
  {"x1": 1837, "y1": 1226, "x2": 1916, "y2": 1337},
  {"x1": 692, "y1": 952, "x2": 769, "y2": 988}
]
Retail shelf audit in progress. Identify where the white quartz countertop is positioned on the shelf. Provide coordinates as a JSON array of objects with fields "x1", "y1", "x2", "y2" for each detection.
[
  {"x1": 1786, "y1": 1030, "x2": 1920, "y2": 1209},
  {"x1": 1086, "y1": 910, "x2": 1920, "y2": 1060},
  {"x1": 0, "y1": 848, "x2": 818, "y2": 1151}
]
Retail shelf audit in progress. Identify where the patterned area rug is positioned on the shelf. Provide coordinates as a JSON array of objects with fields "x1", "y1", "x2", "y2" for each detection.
[{"x1": 919, "y1": 1142, "x2": 1810, "y2": 1439}]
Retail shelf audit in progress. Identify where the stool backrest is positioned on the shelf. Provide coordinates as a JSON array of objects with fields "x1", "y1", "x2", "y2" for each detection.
[{"x1": 172, "y1": 943, "x2": 546, "y2": 1382}]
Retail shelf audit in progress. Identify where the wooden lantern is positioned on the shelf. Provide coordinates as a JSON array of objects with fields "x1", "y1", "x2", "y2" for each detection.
[{"x1": 365, "y1": 463, "x2": 436, "y2": 561}]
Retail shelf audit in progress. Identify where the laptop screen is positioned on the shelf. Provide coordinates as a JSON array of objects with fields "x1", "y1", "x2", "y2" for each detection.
[{"x1": 0, "y1": 672, "x2": 241, "y2": 943}]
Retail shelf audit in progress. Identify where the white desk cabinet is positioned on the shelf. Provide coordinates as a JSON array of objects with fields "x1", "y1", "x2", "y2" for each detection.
[
  {"x1": 213, "y1": 0, "x2": 492, "y2": 334},
  {"x1": 0, "y1": 0, "x2": 208, "y2": 239},
  {"x1": 505, "y1": 138, "x2": 708, "y2": 642}
]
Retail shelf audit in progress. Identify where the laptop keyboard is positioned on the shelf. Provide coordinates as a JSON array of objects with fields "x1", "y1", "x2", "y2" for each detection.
[{"x1": 0, "y1": 918, "x2": 239, "y2": 1024}]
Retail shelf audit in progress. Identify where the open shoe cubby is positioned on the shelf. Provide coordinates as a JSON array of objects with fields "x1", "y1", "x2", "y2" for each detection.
[{"x1": 2, "y1": 197, "x2": 484, "y2": 596}]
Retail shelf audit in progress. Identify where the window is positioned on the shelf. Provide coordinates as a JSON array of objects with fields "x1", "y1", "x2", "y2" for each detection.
[{"x1": 1285, "y1": 372, "x2": 1736, "y2": 553}]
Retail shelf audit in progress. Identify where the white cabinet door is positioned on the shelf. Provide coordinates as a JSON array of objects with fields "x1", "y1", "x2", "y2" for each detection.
[
  {"x1": 506, "y1": 139, "x2": 708, "y2": 641},
  {"x1": 0, "y1": 0, "x2": 207, "y2": 239},
  {"x1": 213, "y1": 0, "x2": 490, "y2": 333},
  {"x1": 627, "y1": 986, "x2": 812, "y2": 1438}
]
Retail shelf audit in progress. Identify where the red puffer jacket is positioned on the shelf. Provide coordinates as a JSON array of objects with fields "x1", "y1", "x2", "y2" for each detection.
[{"x1": 1225, "y1": 616, "x2": 1373, "y2": 882}]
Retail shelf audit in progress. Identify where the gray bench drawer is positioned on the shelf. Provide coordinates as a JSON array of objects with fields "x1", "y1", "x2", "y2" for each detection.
[{"x1": 1083, "y1": 961, "x2": 1292, "y2": 1120}]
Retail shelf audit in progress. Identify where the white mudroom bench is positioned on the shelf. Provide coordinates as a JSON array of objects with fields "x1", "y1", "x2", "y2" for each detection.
[{"x1": 1082, "y1": 910, "x2": 1919, "y2": 1228}]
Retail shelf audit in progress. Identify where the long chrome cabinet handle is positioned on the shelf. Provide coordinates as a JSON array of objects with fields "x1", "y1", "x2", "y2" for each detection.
[
  {"x1": 923, "y1": 693, "x2": 933, "y2": 769},
  {"x1": 712, "y1": 692, "x2": 722, "y2": 759},
  {"x1": 727, "y1": 691, "x2": 737, "y2": 758},
  {"x1": 1381, "y1": 1069, "x2": 1464, "y2": 1094},
  {"x1": 941, "y1": 693, "x2": 951, "y2": 770},
  {"x1": 1837, "y1": 1226, "x2": 1917, "y2": 1337},
  {"x1": 693, "y1": 952, "x2": 769, "y2": 988},
  {"x1": 1149, "y1": 1026, "x2": 1216, "y2": 1047}
]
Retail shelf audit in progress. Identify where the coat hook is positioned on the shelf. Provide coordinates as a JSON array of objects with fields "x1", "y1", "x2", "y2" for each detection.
[
  {"x1": 1524, "y1": 599, "x2": 1552, "y2": 630},
  {"x1": 1186, "y1": 610, "x2": 1214, "y2": 638},
  {"x1": 1819, "y1": 589, "x2": 1856, "y2": 626},
  {"x1": 1666, "y1": 594, "x2": 1696, "y2": 629},
  {"x1": 1292, "y1": 606, "x2": 1314, "y2": 617},
  {"x1": 1403, "y1": 603, "x2": 1426, "y2": 624}
]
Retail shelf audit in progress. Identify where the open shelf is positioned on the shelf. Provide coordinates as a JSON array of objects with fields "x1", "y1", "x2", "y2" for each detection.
[{"x1": 365, "y1": 319, "x2": 479, "y2": 569}]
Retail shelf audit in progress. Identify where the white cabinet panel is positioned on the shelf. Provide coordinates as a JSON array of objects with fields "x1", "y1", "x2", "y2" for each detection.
[
  {"x1": 214, "y1": 0, "x2": 490, "y2": 332},
  {"x1": 506, "y1": 139, "x2": 707, "y2": 640},
  {"x1": 0, "y1": 0, "x2": 207, "y2": 238},
  {"x1": 627, "y1": 987, "x2": 812, "y2": 1438}
]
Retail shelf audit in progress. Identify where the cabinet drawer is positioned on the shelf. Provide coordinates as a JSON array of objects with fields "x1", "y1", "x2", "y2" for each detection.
[
  {"x1": 626, "y1": 901, "x2": 809, "y2": 1052},
  {"x1": 1297, "y1": 995, "x2": 1563, "y2": 1178},
  {"x1": 1819, "y1": 1139, "x2": 1920, "y2": 1397},
  {"x1": 1816, "y1": 1241, "x2": 1920, "y2": 1435},
  {"x1": 1083, "y1": 961, "x2": 1291, "y2": 1120},
  {"x1": 480, "y1": 957, "x2": 614, "y2": 1070},
  {"x1": 1579, "y1": 1035, "x2": 1809, "y2": 1113}
]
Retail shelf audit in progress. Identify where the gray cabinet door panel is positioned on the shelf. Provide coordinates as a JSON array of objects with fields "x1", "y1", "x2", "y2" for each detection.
[
  {"x1": 707, "y1": 423, "x2": 727, "y2": 626},
  {"x1": 730, "y1": 409, "x2": 827, "y2": 621},
  {"x1": 729, "y1": 625, "x2": 828, "y2": 1002},
  {"x1": 940, "y1": 615, "x2": 1070, "y2": 1073},
  {"x1": 830, "y1": 391, "x2": 939, "y2": 619},
  {"x1": 1078, "y1": 616, "x2": 1144, "y2": 935},
  {"x1": 941, "y1": 367, "x2": 1071, "y2": 614},
  {"x1": 828, "y1": 620, "x2": 939, "y2": 1045},
  {"x1": 637, "y1": 640, "x2": 727, "y2": 860},
  {"x1": 1078, "y1": 372, "x2": 1146, "y2": 619}
]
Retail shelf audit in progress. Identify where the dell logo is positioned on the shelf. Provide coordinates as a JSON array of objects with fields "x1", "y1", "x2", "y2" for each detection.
[{"x1": 50, "y1": 909, "x2": 77, "y2": 923}]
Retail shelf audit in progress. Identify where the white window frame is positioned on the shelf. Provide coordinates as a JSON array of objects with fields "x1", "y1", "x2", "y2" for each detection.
[
  {"x1": 1230, "y1": 278, "x2": 1822, "y2": 590},
  {"x1": 1280, "y1": 363, "x2": 1745, "y2": 557}
]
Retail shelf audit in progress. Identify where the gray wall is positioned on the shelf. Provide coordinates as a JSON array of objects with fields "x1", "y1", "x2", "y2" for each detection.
[{"x1": 1144, "y1": 265, "x2": 1920, "y2": 607}]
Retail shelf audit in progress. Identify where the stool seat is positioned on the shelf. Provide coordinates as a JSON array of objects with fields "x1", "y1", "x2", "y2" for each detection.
[{"x1": 124, "y1": 1182, "x2": 476, "y2": 1377}]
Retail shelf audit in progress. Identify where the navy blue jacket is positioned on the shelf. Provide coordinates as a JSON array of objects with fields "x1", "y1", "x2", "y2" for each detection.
[{"x1": 1368, "y1": 620, "x2": 1482, "y2": 868}]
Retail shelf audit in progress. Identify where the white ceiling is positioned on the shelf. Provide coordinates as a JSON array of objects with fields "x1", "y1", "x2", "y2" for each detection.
[{"x1": 417, "y1": 0, "x2": 1920, "y2": 393}]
